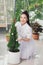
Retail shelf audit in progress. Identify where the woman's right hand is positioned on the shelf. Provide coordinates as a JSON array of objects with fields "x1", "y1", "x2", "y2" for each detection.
[{"x1": 16, "y1": 38, "x2": 22, "y2": 41}]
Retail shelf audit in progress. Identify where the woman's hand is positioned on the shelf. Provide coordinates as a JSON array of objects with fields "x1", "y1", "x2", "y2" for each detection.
[
  {"x1": 16, "y1": 38, "x2": 22, "y2": 41},
  {"x1": 16, "y1": 38, "x2": 30, "y2": 42}
]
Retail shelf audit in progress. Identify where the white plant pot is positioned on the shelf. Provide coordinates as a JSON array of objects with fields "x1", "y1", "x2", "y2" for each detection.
[{"x1": 8, "y1": 51, "x2": 20, "y2": 64}]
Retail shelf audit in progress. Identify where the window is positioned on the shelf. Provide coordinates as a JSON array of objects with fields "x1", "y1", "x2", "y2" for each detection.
[{"x1": 0, "y1": 0, "x2": 15, "y2": 29}]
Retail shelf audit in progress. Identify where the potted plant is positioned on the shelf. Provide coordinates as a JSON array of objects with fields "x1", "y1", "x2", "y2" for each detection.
[
  {"x1": 31, "y1": 22, "x2": 42, "y2": 40},
  {"x1": 7, "y1": 20, "x2": 20, "y2": 64},
  {"x1": 6, "y1": 9, "x2": 20, "y2": 64},
  {"x1": 6, "y1": 33, "x2": 10, "y2": 41}
]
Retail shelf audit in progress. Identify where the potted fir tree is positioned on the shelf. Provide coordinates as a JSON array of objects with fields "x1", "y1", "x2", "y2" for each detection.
[
  {"x1": 31, "y1": 22, "x2": 42, "y2": 40},
  {"x1": 7, "y1": 20, "x2": 20, "y2": 64}
]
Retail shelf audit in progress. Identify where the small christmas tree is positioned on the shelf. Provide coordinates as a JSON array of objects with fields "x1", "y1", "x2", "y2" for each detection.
[{"x1": 7, "y1": 20, "x2": 20, "y2": 52}]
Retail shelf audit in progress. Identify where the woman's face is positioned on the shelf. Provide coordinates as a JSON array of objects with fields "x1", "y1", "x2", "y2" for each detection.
[{"x1": 20, "y1": 14, "x2": 28, "y2": 25}]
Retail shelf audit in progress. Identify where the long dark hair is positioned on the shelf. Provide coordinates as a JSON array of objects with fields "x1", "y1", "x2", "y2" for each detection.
[{"x1": 21, "y1": 10, "x2": 30, "y2": 26}]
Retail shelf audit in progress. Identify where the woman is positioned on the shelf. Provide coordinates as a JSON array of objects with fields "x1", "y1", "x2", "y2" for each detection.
[{"x1": 15, "y1": 10, "x2": 35, "y2": 60}]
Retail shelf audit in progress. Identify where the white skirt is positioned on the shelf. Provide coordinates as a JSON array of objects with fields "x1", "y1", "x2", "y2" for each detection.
[{"x1": 19, "y1": 39, "x2": 35, "y2": 59}]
